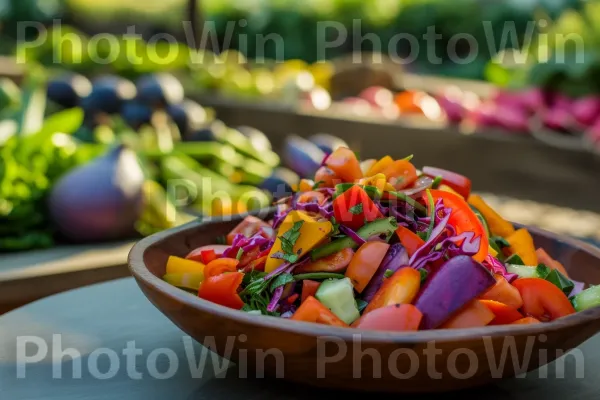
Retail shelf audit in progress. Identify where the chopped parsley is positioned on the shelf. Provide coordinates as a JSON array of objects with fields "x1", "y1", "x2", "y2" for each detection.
[
  {"x1": 312, "y1": 180, "x2": 325, "y2": 190},
  {"x1": 349, "y1": 203, "x2": 363, "y2": 215},
  {"x1": 236, "y1": 248, "x2": 244, "y2": 260},
  {"x1": 271, "y1": 221, "x2": 304, "y2": 263},
  {"x1": 384, "y1": 269, "x2": 394, "y2": 278}
]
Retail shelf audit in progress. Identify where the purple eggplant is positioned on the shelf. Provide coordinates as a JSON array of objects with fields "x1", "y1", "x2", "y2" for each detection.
[
  {"x1": 362, "y1": 243, "x2": 409, "y2": 302},
  {"x1": 283, "y1": 134, "x2": 326, "y2": 178},
  {"x1": 413, "y1": 255, "x2": 496, "y2": 330},
  {"x1": 572, "y1": 96, "x2": 600, "y2": 127}
]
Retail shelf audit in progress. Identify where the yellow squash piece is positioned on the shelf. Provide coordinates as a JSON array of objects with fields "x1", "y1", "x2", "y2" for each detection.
[
  {"x1": 467, "y1": 194, "x2": 515, "y2": 238},
  {"x1": 163, "y1": 273, "x2": 204, "y2": 290},
  {"x1": 265, "y1": 210, "x2": 332, "y2": 273},
  {"x1": 166, "y1": 256, "x2": 205, "y2": 275},
  {"x1": 366, "y1": 155, "x2": 393, "y2": 177},
  {"x1": 506, "y1": 228, "x2": 538, "y2": 266}
]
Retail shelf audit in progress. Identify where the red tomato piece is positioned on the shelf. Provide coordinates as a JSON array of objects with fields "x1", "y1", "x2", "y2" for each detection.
[
  {"x1": 480, "y1": 299, "x2": 523, "y2": 325},
  {"x1": 395, "y1": 226, "x2": 425, "y2": 257},
  {"x1": 291, "y1": 296, "x2": 348, "y2": 327},
  {"x1": 325, "y1": 147, "x2": 363, "y2": 182},
  {"x1": 197, "y1": 271, "x2": 244, "y2": 309},
  {"x1": 441, "y1": 300, "x2": 495, "y2": 329},
  {"x1": 333, "y1": 185, "x2": 383, "y2": 230},
  {"x1": 424, "y1": 189, "x2": 489, "y2": 263},
  {"x1": 352, "y1": 304, "x2": 422, "y2": 332},
  {"x1": 186, "y1": 245, "x2": 229, "y2": 263},
  {"x1": 345, "y1": 242, "x2": 390, "y2": 293},
  {"x1": 295, "y1": 248, "x2": 354, "y2": 273},
  {"x1": 512, "y1": 278, "x2": 575, "y2": 322},
  {"x1": 240, "y1": 255, "x2": 267, "y2": 273},
  {"x1": 422, "y1": 166, "x2": 472, "y2": 199},
  {"x1": 314, "y1": 166, "x2": 339, "y2": 188},
  {"x1": 301, "y1": 280, "x2": 321, "y2": 303},
  {"x1": 363, "y1": 267, "x2": 421, "y2": 314},
  {"x1": 297, "y1": 191, "x2": 327, "y2": 205},
  {"x1": 379, "y1": 160, "x2": 418, "y2": 190},
  {"x1": 512, "y1": 317, "x2": 541, "y2": 325},
  {"x1": 226, "y1": 216, "x2": 272, "y2": 245},
  {"x1": 535, "y1": 248, "x2": 569, "y2": 278},
  {"x1": 480, "y1": 274, "x2": 523, "y2": 309}
]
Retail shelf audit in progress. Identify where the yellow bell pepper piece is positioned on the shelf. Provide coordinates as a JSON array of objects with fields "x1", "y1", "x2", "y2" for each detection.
[
  {"x1": 360, "y1": 159, "x2": 377, "y2": 175},
  {"x1": 488, "y1": 245, "x2": 498, "y2": 258},
  {"x1": 506, "y1": 228, "x2": 538, "y2": 266},
  {"x1": 357, "y1": 173, "x2": 395, "y2": 193},
  {"x1": 166, "y1": 256, "x2": 205, "y2": 275},
  {"x1": 265, "y1": 210, "x2": 332, "y2": 273},
  {"x1": 438, "y1": 184, "x2": 461, "y2": 196},
  {"x1": 163, "y1": 273, "x2": 204, "y2": 290},
  {"x1": 366, "y1": 155, "x2": 393, "y2": 177},
  {"x1": 467, "y1": 194, "x2": 515, "y2": 238},
  {"x1": 299, "y1": 179, "x2": 314, "y2": 192}
]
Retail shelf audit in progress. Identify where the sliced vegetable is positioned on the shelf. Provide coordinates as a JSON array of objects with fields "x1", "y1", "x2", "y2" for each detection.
[
  {"x1": 506, "y1": 264, "x2": 548, "y2": 279},
  {"x1": 422, "y1": 166, "x2": 472, "y2": 199},
  {"x1": 345, "y1": 242, "x2": 390, "y2": 293},
  {"x1": 414, "y1": 255, "x2": 496, "y2": 329},
  {"x1": 480, "y1": 275, "x2": 523, "y2": 309},
  {"x1": 301, "y1": 280, "x2": 321, "y2": 303},
  {"x1": 512, "y1": 317, "x2": 541, "y2": 325},
  {"x1": 162, "y1": 273, "x2": 204, "y2": 291},
  {"x1": 536, "y1": 248, "x2": 569, "y2": 278},
  {"x1": 324, "y1": 147, "x2": 363, "y2": 182},
  {"x1": 198, "y1": 271, "x2": 244, "y2": 309},
  {"x1": 441, "y1": 300, "x2": 495, "y2": 329},
  {"x1": 380, "y1": 160, "x2": 418, "y2": 190},
  {"x1": 333, "y1": 185, "x2": 383, "y2": 230},
  {"x1": 186, "y1": 245, "x2": 228, "y2": 263},
  {"x1": 506, "y1": 228, "x2": 538, "y2": 267},
  {"x1": 480, "y1": 299, "x2": 523, "y2": 325},
  {"x1": 467, "y1": 194, "x2": 515, "y2": 238},
  {"x1": 204, "y1": 258, "x2": 239, "y2": 279},
  {"x1": 297, "y1": 191, "x2": 326, "y2": 205},
  {"x1": 290, "y1": 296, "x2": 349, "y2": 327},
  {"x1": 295, "y1": 248, "x2": 354, "y2": 273},
  {"x1": 366, "y1": 155, "x2": 393, "y2": 176},
  {"x1": 166, "y1": 255, "x2": 205, "y2": 275},
  {"x1": 314, "y1": 166, "x2": 339, "y2": 188},
  {"x1": 266, "y1": 210, "x2": 332, "y2": 273},
  {"x1": 353, "y1": 304, "x2": 422, "y2": 332},
  {"x1": 545, "y1": 269, "x2": 574, "y2": 296},
  {"x1": 362, "y1": 243, "x2": 409, "y2": 302},
  {"x1": 425, "y1": 190, "x2": 488, "y2": 262},
  {"x1": 571, "y1": 285, "x2": 600, "y2": 312},
  {"x1": 363, "y1": 267, "x2": 420, "y2": 315},
  {"x1": 512, "y1": 278, "x2": 575, "y2": 322},
  {"x1": 394, "y1": 226, "x2": 425, "y2": 257},
  {"x1": 310, "y1": 217, "x2": 397, "y2": 260},
  {"x1": 227, "y1": 216, "x2": 272, "y2": 245},
  {"x1": 315, "y1": 278, "x2": 361, "y2": 324}
]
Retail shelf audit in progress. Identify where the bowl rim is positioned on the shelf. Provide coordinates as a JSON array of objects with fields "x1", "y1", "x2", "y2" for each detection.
[{"x1": 128, "y1": 208, "x2": 600, "y2": 343}]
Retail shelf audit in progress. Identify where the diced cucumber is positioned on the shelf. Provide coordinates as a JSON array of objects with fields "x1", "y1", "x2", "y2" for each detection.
[
  {"x1": 506, "y1": 264, "x2": 548, "y2": 279},
  {"x1": 572, "y1": 285, "x2": 600, "y2": 312},
  {"x1": 315, "y1": 277, "x2": 360, "y2": 324}
]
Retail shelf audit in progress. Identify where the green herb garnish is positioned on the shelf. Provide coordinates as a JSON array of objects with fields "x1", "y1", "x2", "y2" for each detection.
[
  {"x1": 349, "y1": 203, "x2": 363, "y2": 215},
  {"x1": 505, "y1": 254, "x2": 524, "y2": 265},
  {"x1": 293, "y1": 272, "x2": 346, "y2": 281},
  {"x1": 425, "y1": 189, "x2": 435, "y2": 240},
  {"x1": 236, "y1": 248, "x2": 244, "y2": 261},
  {"x1": 546, "y1": 269, "x2": 575, "y2": 296},
  {"x1": 431, "y1": 176, "x2": 443, "y2": 189},
  {"x1": 384, "y1": 269, "x2": 394, "y2": 278},
  {"x1": 312, "y1": 180, "x2": 325, "y2": 190},
  {"x1": 271, "y1": 220, "x2": 303, "y2": 263},
  {"x1": 419, "y1": 268, "x2": 429, "y2": 283},
  {"x1": 270, "y1": 273, "x2": 295, "y2": 291},
  {"x1": 356, "y1": 299, "x2": 368, "y2": 313},
  {"x1": 402, "y1": 154, "x2": 414, "y2": 162},
  {"x1": 536, "y1": 263, "x2": 551, "y2": 279}
]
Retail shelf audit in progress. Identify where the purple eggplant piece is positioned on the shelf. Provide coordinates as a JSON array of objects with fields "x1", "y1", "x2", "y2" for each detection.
[
  {"x1": 414, "y1": 255, "x2": 496, "y2": 330},
  {"x1": 362, "y1": 243, "x2": 409, "y2": 302}
]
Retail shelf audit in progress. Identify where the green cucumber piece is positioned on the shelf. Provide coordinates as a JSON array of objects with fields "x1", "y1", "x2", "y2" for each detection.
[
  {"x1": 506, "y1": 264, "x2": 549, "y2": 279},
  {"x1": 311, "y1": 217, "x2": 398, "y2": 260},
  {"x1": 572, "y1": 285, "x2": 600, "y2": 312},
  {"x1": 315, "y1": 277, "x2": 360, "y2": 324}
]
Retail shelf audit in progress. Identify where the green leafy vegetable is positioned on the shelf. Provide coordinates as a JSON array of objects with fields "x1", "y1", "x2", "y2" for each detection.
[
  {"x1": 386, "y1": 190, "x2": 426, "y2": 213},
  {"x1": 425, "y1": 189, "x2": 435, "y2": 241},
  {"x1": 270, "y1": 273, "x2": 295, "y2": 291},
  {"x1": 356, "y1": 299, "x2": 368, "y2": 313},
  {"x1": 505, "y1": 254, "x2": 524, "y2": 265},
  {"x1": 536, "y1": 264, "x2": 551, "y2": 279},
  {"x1": 546, "y1": 269, "x2": 575, "y2": 296},
  {"x1": 402, "y1": 154, "x2": 414, "y2": 162},
  {"x1": 349, "y1": 203, "x2": 363, "y2": 215},
  {"x1": 272, "y1": 220, "x2": 303, "y2": 263}
]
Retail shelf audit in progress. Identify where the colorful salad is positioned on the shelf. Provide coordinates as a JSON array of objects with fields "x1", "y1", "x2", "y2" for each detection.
[{"x1": 162, "y1": 147, "x2": 599, "y2": 331}]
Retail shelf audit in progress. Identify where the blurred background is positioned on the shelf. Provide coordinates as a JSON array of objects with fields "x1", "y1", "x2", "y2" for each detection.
[{"x1": 0, "y1": 0, "x2": 598, "y2": 311}]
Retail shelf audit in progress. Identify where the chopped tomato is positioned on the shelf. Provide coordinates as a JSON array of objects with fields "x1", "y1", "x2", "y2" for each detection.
[
  {"x1": 395, "y1": 226, "x2": 425, "y2": 257},
  {"x1": 480, "y1": 299, "x2": 523, "y2": 325},
  {"x1": 185, "y1": 245, "x2": 229, "y2": 263},
  {"x1": 203, "y1": 258, "x2": 239, "y2": 279},
  {"x1": 536, "y1": 248, "x2": 569, "y2": 278},
  {"x1": 240, "y1": 255, "x2": 267, "y2": 273},
  {"x1": 286, "y1": 293, "x2": 299, "y2": 304},
  {"x1": 291, "y1": 296, "x2": 348, "y2": 327},
  {"x1": 363, "y1": 267, "x2": 421, "y2": 314},
  {"x1": 512, "y1": 317, "x2": 541, "y2": 325},
  {"x1": 345, "y1": 242, "x2": 390, "y2": 293},
  {"x1": 379, "y1": 160, "x2": 417, "y2": 190},
  {"x1": 301, "y1": 280, "x2": 321, "y2": 303},
  {"x1": 295, "y1": 248, "x2": 354, "y2": 273},
  {"x1": 197, "y1": 271, "x2": 244, "y2": 309},
  {"x1": 324, "y1": 147, "x2": 363, "y2": 182},
  {"x1": 512, "y1": 278, "x2": 575, "y2": 322},
  {"x1": 333, "y1": 185, "x2": 382, "y2": 230},
  {"x1": 480, "y1": 274, "x2": 523, "y2": 309},
  {"x1": 366, "y1": 156, "x2": 393, "y2": 176},
  {"x1": 352, "y1": 304, "x2": 422, "y2": 332},
  {"x1": 226, "y1": 216, "x2": 272, "y2": 245},
  {"x1": 441, "y1": 300, "x2": 495, "y2": 329},
  {"x1": 314, "y1": 166, "x2": 339, "y2": 188},
  {"x1": 297, "y1": 191, "x2": 326, "y2": 205},
  {"x1": 425, "y1": 189, "x2": 488, "y2": 263},
  {"x1": 238, "y1": 247, "x2": 261, "y2": 269},
  {"x1": 422, "y1": 166, "x2": 472, "y2": 199}
]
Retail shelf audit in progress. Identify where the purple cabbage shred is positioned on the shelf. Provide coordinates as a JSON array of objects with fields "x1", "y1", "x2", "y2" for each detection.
[
  {"x1": 339, "y1": 225, "x2": 366, "y2": 246},
  {"x1": 267, "y1": 286, "x2": 284, "y2": 312}
]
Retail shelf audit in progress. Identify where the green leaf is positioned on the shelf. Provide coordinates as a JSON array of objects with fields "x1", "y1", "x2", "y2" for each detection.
[
  {"x1": 276, "y1": 220, "x2": 304, "y2": 259},
  {"x1": 490, "y1": 236, "x2": 510, "y2": 249},
  {"x1": 384, "y1": 269, "x2": 394, "y2": 278},
  {"x1": 402, "y1": 154, "x2": 414, "y2": 162},
  {"x1": 349, "y1": 203, "x2": 363, "y2": 215},
  {"x1": 536, "y1": 264, "x2": 551, "y2": 279},
  {"x1": 545, "y1": 269, "x2": 575, "y2": 296},
  {"x1": 356, "y1": 299, "x2": 368, "y2": 313},
  {"x1": 269, "y1": 273, "x2": 295, "y2": 292},
  {"x1": 505, "y1": 254, "x2": 524, "y2": 266},
  {"x1": 312, "y1": 180, "x2": 325, "y2": 190}
]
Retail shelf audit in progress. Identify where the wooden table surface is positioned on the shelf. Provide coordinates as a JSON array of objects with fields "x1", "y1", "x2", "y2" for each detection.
[{"x1": 0, "y1": 277, "x2": 598, "y2": 399}]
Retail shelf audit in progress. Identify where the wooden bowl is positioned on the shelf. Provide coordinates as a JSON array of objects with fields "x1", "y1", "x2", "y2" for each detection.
[{"x1": 128, "y1": 209, "x2": 600, "y2": 393}]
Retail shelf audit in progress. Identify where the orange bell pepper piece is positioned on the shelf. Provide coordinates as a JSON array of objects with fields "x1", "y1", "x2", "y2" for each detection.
[
  {"x1": 291, "y1": 296, "x2": 348, "y2": 327},
  {"x1": 512, "y1": 317, "x2": 541, "y2": 325},
  {"x1": 480, "y1": 299, "x2": 523, "y2": 325},
  {"x1": 379, "y1": 160, "x2": 417, "y2": 190},
  {"x1": 441, "y1": 300, "x2": 495, "y2": 329},
  {"x1": 198, "y1": 271, "x2": 244, "y2": 309},
  {"x1": 467, "y1": 194, "x2": 515, "y2": 238},
  {"x1": 506, "y1": 228, "x2": 538, "y2": 266},
  {"x1": 301, "y1": 280, "x2": 321, "y2": 303},
  {"x1": 479, "y1": 274, "x2": 523, "y2": 309},
  {"x1": 363, "y1": 267, "x2": 421, "y2": 315},
  {"x1": 535, "y1": 248, "x2": 569, "y2": 278},
  {"x1": 203, "y1": 258, "x2": 239, "y2": 279},
  {"x1": 395, "y1": 226, "x2": 425, "y2": 257},
  {"x1": 324, "y1": 147, "x2": 363, "y2": 182}
]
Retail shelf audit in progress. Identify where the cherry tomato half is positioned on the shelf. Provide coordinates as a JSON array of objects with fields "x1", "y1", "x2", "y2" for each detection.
[
  {"x1": 422, "y1": 166, "x2": 472, "y2": 199},
  {"x1": 345, "y1": 242, "x2": 390, "y2": 293},
  {"x1": 512, "y1": 278, "x2": 575, "y2": 322},
  {"x1": 325, "y1": 147, "x2": 363, "y2": 182}
]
